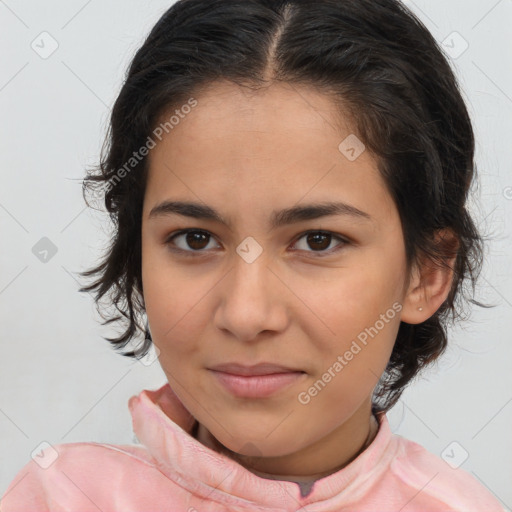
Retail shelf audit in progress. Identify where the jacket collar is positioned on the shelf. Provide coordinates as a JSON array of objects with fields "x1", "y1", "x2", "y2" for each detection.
[{"x1": 129, "y1": 382, "x2": 396, "y2": 508}]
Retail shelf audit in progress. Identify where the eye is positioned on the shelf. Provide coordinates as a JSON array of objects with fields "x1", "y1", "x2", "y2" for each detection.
[
  {"x1": 164, "y1": 229, "x2": 349, "y2": 257},
  {"x1": 291, "y1": 230, "x2": 349, "y2": 256},
  {"x1": 165, "y1": 230, "x2": 220, "y2": 255}
]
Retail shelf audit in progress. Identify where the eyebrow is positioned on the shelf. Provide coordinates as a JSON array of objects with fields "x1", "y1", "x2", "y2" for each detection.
[{"x1": 148, "y1": 200, "x2": 373, "y2": 230}]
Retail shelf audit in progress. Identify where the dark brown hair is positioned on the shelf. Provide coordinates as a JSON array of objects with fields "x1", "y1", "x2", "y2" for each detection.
[{"x1": 78, "y1": 0, "x2": 493, "y2": 414}]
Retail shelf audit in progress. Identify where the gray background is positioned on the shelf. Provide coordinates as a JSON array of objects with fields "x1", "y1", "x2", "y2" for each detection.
[{"x1": 1, "y1": 0, "x2": 511, "y2": 508}]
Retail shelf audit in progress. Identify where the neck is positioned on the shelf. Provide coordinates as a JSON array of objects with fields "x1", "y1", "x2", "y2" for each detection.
[
  {"x1": 250, "y1": 413, "x2": 379, "y2": 482},
  {"x1": 195, "y1": 404, "x2": 380, "y2": 483}
]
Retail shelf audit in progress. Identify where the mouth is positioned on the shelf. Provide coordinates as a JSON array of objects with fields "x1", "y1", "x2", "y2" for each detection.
[
  {"x1": 208, "y1": 363, "x2": 307, "y2": 398},
  {"x1": 208, "y1": 362, "x2": 305, "y2": 376}
]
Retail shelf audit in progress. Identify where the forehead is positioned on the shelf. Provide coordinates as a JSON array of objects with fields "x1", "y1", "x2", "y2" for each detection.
[{"x1": 144, "y1": 81, "x2": 397, "y2": 228}]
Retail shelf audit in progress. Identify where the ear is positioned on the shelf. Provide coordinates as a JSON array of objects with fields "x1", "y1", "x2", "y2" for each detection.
[{"x1": 400, "y1": 228, "x2": 459, "y2": 325}]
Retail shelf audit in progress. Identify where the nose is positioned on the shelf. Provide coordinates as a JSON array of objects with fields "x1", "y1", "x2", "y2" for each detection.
[{"x1": 213, "y1": 251, "x2": 289, "y2": 343}]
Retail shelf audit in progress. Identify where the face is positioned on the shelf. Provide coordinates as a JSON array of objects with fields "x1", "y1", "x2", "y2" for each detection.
[{"x1": 141, "y1": 81, "x2": 416, "y2": 476}]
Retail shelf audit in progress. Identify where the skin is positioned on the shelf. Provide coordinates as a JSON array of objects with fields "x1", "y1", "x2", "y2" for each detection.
[{"x1": 140, "y1": 80, "x2": 456, "y2": 482}]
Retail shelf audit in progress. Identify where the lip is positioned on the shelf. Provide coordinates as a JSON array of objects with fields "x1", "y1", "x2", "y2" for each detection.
[
  {"x1": 208, "y1": 362, "x2": 304, "y2": 376},
  {"x1": 209, "y1": 370, "x2": 306, "y2": 398}
]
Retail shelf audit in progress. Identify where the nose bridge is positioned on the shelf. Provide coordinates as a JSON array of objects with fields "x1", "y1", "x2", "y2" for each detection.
[
  {"x1": 229, "y1": 247, "x2": 274, "y2": 307},
  {"x1": 229, "y1": 234, "x2": 271, "y2": 293}
]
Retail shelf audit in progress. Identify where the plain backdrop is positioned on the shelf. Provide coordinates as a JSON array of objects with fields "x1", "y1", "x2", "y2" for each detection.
[{"x1": 1, "y1": 0, "x2": 511, "y2": 508}]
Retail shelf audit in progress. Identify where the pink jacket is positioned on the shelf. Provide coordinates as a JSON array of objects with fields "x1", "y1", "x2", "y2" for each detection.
[{"x1": 1, "y1": 382, "x2": 505, "y2": 511}]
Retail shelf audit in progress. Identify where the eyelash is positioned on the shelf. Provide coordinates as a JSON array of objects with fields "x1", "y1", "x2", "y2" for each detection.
[{"x1": 163, "y1": 229, "x2": 350, "y2": 258}]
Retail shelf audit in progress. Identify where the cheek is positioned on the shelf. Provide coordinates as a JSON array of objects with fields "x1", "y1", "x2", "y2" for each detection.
[
  {"x1": 141, "y1": 253, "x2": 203, "y2": 352},
  {"x1": 304, "y1": 312, "x2": 399, "y2": 414},
  {"x1": 301, "y1": 266, "x2": 393, "y2": 328},
  {"x1": 298, "y1": 262, "x2": 401, "y2": 364}
]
